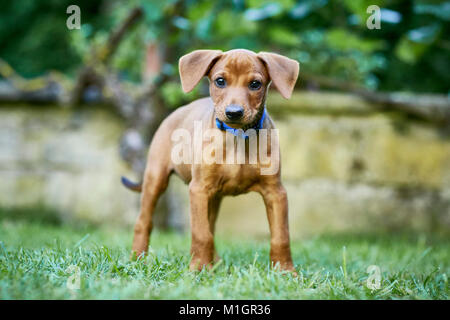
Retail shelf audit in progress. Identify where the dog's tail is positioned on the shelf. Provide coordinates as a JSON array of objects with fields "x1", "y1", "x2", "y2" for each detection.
[{"x1": 121, "y1": 176, "x2": 142, "y2": 193}]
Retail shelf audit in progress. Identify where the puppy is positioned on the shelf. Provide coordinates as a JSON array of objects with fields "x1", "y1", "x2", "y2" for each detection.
[{"x1": 122, "y1": 49, "x2": 299, "y2": 272}]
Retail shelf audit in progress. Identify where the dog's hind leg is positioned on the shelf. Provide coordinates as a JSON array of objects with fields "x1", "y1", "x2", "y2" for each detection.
[{"x1": 131, "y1": 164, "x2": 171, "y2": 259}]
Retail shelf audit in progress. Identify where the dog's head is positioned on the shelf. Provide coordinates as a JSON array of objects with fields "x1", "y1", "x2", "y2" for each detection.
[{"x1": 179, "y1": 49, "x2": 299, "y2": 128}]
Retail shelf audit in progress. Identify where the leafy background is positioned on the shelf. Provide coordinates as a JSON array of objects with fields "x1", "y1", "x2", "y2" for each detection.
[{"x1": 0, "y1": 0, "x2": 448, "y2": 103}]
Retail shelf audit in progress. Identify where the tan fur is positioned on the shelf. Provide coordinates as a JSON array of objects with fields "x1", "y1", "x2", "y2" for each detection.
[{"x1": 126, "y1": 49, "x2": 299, "y2": 272}]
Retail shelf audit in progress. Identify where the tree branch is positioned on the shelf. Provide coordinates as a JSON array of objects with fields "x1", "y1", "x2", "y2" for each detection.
[{"x1": 303, "y1": 73, "x2": 450, "y2": 124}]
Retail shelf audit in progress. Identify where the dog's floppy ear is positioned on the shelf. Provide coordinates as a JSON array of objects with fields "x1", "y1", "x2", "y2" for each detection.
[
  {"x1": 179, "y1": 50, "x2": 223, "y2": 93},
  {"x1": 257, "y1": 52, "x2": 299, "y2": 99}
]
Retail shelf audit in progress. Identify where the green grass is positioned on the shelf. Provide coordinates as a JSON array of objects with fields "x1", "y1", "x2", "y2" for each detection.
[{"x1": 0, "y1": 213, "x2": 448, "y2": 299}]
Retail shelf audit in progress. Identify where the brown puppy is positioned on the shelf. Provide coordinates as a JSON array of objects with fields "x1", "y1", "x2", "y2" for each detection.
[{"x1": 122, "y1": 49, "x2": 299, "y2": 272}]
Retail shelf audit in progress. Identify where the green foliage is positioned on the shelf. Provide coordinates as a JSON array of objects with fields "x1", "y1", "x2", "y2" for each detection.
[
  {"x1": 161, "y1": 81, "x2": 200, "y2": 109},
  {"x1": 0, "y1": 1, "x2": 110, "y2": 77},
  {"x1": 0, "y1": 0, "x2": 448, "y2": 93},
  {"x1": 0, "y1": 217, "x2": 448, "y2": 299}
]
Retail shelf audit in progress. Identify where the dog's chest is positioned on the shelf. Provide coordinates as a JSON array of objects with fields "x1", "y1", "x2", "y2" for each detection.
[{"x1": 212, "y1": 163, "x2": 260, "y2": 195}]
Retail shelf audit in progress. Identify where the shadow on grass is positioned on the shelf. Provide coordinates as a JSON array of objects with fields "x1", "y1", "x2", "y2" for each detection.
[
  {"x1": 0, "y1": 205, "x2": 99, "y2": 231},
  {"x1": 1, "y1": 206, "x2": 449, "y2": 247},
  {"x1": 312, "y1": 231, "x2": 450, "y2": 247},
  {"x1": 0, "y1": 206, "x2": 63, "y2": 225}
]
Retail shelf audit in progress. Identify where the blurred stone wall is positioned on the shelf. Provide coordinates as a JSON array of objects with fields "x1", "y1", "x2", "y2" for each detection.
[
  {"x1": 1, "y1": 93, "x2": 449, "y2": 237},
  {"x1": 0, "y1": 105, "x2": 138, "y2": 225}
]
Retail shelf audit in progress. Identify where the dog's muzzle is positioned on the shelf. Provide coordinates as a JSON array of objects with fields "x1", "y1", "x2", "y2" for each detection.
[{"x1": 225, "y1": 104, "x2": 244, "y2": 121}]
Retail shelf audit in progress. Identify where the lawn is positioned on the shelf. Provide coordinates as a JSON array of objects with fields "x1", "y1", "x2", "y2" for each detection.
[{"x1": 0, "y1": 210, "x2": 448, "y2": 300}]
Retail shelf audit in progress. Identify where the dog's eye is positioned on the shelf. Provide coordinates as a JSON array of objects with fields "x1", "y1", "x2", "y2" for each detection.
[
  {"x1": 249, "y1": 80, "x2": 262, "y2": 90},
  {"x1": 214, "y1": 77, "x2": 226, "y2": 88}
]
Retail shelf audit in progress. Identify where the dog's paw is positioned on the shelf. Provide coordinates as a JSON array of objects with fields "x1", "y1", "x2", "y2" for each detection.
[
  {"x1": 189, "y1": 259, "x2": 214, "y2": 272},
  {"x1": 272, "y1": 261, "x2": 298, "y2": 277},
  {"x1": 130, "y1": 250, "x2": 146, "y2": 261}
]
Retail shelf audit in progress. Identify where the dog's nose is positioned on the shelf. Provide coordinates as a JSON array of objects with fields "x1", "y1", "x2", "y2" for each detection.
[{"x1": 225, "y1": 104, "x2": 244, "y2": 121}]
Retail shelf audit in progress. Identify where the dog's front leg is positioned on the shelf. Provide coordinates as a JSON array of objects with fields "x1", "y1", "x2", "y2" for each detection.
[
  {"x1": 189, "y1": 182, "x2": 215, "y2": 271},
  {"x1": 208, "y1": 195, "x2": 223, "y2": 263},
  {"x1": 260, "y1": 184, "x2": 295, "y2": 273}
]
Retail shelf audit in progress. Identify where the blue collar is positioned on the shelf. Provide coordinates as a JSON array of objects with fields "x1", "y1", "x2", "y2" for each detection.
[{"x1": 215, "y1": 108, "x2": 267, "y2": 139}]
